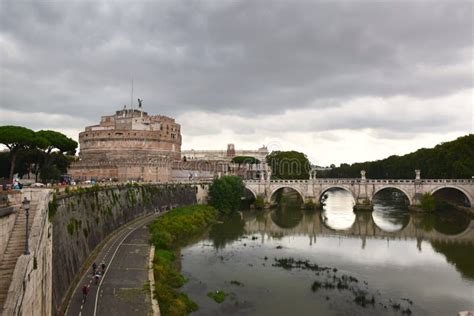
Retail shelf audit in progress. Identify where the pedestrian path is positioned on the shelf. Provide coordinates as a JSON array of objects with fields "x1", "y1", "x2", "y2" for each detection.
[{"x1": 66, "y1": 213, "x2": 159, "y2": 316}]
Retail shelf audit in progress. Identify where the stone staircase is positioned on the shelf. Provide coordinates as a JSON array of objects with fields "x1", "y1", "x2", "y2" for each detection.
[{"x1": 0, "y1": 203, "x2": 36, "y2": 309}]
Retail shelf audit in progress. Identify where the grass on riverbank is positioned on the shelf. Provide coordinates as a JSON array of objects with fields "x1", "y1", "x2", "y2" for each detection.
[{"x1": 149, "y1": 204, "x2": 218, "y2": 315}]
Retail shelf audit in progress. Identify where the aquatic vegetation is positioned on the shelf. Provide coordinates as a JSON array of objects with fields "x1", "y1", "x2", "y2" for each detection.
[
  {"x1": 207, "y1": 290, "x2": 228, "y2": 303},
  {"x1": 311, "y1": 281, "x2": 321, "y2": 292},
  {"x1": 230, "y1": 280, "x2": 244, "y2": 286},
  {"x1": 273, "y1": 257, "x2": 414, "y2": 312},
  {"x1": 353, "y1": 294, "x2": 375, "y2": 307}
]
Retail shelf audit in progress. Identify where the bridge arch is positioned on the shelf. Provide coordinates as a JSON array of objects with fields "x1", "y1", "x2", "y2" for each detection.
[
  {"x1": 319, "y1": 186, "x2": 356, "y2": 202},
  {"x1": 244, "y1": 186, "x2": 258, "y2": 200},
  {"x1": 269, "y1": 186, "x2": 305, "y2": 203},
  {"x1": 430, "y1": 186, "x2": 473, "y2": 207},
  {"x1": 372, "y1": 186, "x2": 413, "y2": 205}
]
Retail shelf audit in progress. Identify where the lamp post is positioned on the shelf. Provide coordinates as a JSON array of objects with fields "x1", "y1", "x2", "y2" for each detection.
[{"x1": 22, "y1": 197, "x2": 30, "y2": 255}]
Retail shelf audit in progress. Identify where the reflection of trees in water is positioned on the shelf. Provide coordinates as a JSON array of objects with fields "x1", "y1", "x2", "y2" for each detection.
[
  {"x1": 433, "y1": 210, "x2": 470, "y2": 235},
  {"x1": 208, "y1": 212, "x2": 245, "y2": 249},
  {"x1": 413, "y1": 210, "x2": 470, "y2": 235},
  {"x1": 431, "y1": 241, "x2": 474, "y2": 279},
  {"x1": 271, "y1": 205, "x2": 303, "y2": 229}
]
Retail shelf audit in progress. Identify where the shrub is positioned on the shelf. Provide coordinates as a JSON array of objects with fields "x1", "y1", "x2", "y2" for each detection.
[
  {"x1": 420, "y1": 193, "x2": 436, "y2": 211},
  {"x1": 254, "y1": 195, "x2": 265, "y2": 209},
  {"x1": 304, "y1": 199, "x2": 316, "y2": 210}
]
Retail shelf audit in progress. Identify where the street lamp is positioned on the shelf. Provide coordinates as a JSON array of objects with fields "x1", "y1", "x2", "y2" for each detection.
[{"x1": 22, "y1": 197, "x2": 30, "y2": 255}]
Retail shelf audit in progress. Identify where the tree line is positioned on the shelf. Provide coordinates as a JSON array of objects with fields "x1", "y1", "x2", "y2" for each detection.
[
  {"x1": 319, "y1": 134, "x2": 474, "y2": 179},
  {"x1": 0, "y1": 125, "x2": 78, "y2": 183}
]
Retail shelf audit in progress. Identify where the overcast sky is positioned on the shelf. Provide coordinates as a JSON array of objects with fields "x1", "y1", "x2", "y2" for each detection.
[{"x1": 1, "y1": 0, "x2": 472, "y2": 166}]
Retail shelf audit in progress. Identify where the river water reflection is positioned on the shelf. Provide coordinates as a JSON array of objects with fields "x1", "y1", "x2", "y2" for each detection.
[{"x1": 181, "y1": 189, "x2": 474, "y2": 315}]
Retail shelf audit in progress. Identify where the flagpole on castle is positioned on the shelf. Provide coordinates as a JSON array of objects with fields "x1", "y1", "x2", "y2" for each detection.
[{"x1": 130, "y1": 79, "x2": 134, "y2": 117}]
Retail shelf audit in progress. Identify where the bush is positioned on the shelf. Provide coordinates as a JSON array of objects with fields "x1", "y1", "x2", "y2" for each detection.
[
  {"x1": 420, "y1": 193, "x2": 436, "y2": 211},
  {"x1": 254, "y1": 195, "x2": 265, "y2": 209},
  {"x1": 209, "y1": 176, "x2": 245, "y2": 214},
  {"x1": 304, "y1": 199, "x2": 316, "y2": 210}
]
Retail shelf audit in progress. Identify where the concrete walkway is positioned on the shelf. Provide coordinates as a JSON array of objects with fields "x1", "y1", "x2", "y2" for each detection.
[{"x1": 66, "y1": 213, "x2": 159, "y2": 316}]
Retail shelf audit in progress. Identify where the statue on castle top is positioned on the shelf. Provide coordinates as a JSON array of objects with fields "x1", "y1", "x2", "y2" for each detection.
[{"x1": 137, "y1": 98, "x2": 143, "y2": 108}]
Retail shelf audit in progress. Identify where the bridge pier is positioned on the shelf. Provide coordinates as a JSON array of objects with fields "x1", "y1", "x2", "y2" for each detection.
[{"x1": 353, "y1": 170, "x2": 374, "y2": 211}]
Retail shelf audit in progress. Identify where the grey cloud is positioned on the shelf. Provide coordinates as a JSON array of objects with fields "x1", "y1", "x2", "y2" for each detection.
[{"x1": 0, "y1": 0, "x2": 472, "y2": 135}]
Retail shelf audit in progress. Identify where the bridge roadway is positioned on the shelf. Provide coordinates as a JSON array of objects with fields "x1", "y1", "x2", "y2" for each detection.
[
  {"x1": 243, "y1": 177, "x2": 474, "y2": 208},
  {"x1": 66, "y1": 213, "x2": 159, "y2": 316}
]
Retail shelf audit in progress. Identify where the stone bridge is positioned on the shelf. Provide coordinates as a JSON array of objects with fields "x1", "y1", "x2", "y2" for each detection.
[{"x1": 244, "y1": 171, "x2": 474, "y2": 209}]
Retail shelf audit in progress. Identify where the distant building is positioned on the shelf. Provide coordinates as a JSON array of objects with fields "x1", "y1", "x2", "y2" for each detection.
[
  {"x1": 69, "y1": 107, "x2": 181, "y2": 182},
  {"x1": 182, "y1": 144, "x2": 269, "y2": 162}
]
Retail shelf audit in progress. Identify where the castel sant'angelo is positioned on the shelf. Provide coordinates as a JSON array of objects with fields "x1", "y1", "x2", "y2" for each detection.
[{"x1": 69, "y1": 106, "x2": 182, "y2": 182}]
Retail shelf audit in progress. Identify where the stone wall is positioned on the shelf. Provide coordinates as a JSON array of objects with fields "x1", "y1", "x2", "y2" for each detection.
[
  {"x1": 51, "y1": 184, "x2": 197, "y2": 314},
  {"x1": 0, "y1": 206, "x2": 16, "y2": 262},
  {"x1": 3, "y1": 189, "x2": 53, "y2": 316}
]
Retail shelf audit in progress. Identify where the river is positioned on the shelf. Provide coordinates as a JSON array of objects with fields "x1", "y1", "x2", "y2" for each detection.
[{"x1": 180, "y1": 189, "x2": 474, "y2": 315}]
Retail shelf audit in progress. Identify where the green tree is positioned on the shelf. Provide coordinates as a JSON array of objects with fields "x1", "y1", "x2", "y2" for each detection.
[
  {"x1": 209, "y1": 175, "x2": 245, "y2": 214},
  {"x1": 320, "y1": 134, "x2": 474, "y2": 179},
  {"x1": 266, "y1": 151, "x2": 311, "y2": 179},
  {"x1": 35, "y1": 130, "x2": 78, "y2": 182},
  {"x1": 0, "y1": 125, "x2": 47, "y2": 180},
  {"x1": 36, "y1": 130, "x2": 77, "y2": 155}
]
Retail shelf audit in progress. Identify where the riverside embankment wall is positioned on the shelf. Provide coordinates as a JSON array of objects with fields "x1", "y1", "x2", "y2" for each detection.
[
  {"x1": 2, "y1": 184, "x2": 198, "y2": 315},
  {"x1": 51, "y1": 184, "x2": 197, "y2": 314}
]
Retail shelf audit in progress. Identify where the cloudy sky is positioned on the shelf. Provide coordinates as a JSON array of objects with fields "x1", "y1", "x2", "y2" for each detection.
[{"x1": 1, "y1": 0, "x2": 472, "y2": 166}]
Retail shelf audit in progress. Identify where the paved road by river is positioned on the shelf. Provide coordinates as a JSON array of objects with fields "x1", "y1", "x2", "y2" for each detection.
[{"x1": 66, "y1": 213, "x2": 159, "y2": 316}]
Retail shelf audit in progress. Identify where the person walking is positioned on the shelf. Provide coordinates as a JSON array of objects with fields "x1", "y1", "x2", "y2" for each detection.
[
  {"x1": 92, "y1": 262, "x2": 97, "y2": 275},
  {"x1": 94, "y1": 271, "x2": 101, "y2": 285},
  {"x1": 82, "y1": 284, "x2": 89, "y2": 302}
]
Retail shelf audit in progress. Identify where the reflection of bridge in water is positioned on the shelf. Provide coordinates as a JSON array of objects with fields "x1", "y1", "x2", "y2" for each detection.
[{"x1": 244, "y1": 210, "x2": 474, "y2": 246}]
